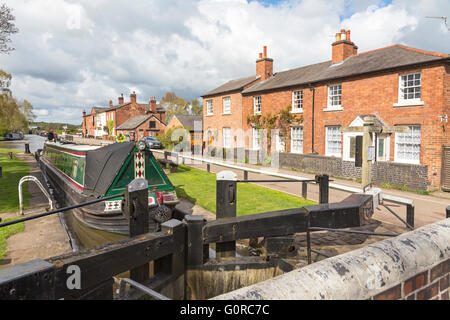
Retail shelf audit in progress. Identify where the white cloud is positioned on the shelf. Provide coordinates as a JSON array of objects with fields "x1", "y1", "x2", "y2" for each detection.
[{"x1": 0, "y1": 0, "x2": 448, "y2": 124}]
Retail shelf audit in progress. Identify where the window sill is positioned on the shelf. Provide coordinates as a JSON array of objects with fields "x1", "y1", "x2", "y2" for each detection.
[
  {"x1": 323, "y1": 106, "x2": 343, "y2": 112},
  {"x1": 394, "y1": 159, "x2": 421, "y2": 165},
  {"x1": 290, "y1": 109, "x2": 303, "y2": 114},
  {"x1": 254, "y1": 112, "x2": 261, "y2": 115},
  {"x1": 393, "y1": 101, "x2": 424, "y2": 107},
  {"x1": 222, "y1": 113, "x2": 231, "y2": 116},
  {"x1": 206, "y1": 114, "x2": 214, "y2": 117}
]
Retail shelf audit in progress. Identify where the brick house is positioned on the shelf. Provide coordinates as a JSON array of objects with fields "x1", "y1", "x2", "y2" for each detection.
[
  {"x1": 82, "y1": 107, "x2": 108, "y2": 138},
  {"x1": 202, "y1": 29, "x2": 450, "y2": 190},
  {"x1": 166, "y1": 115, "x2": 203, "y2": 151},
  {"x1": 116, "y1": 114, "x2": 166, "y2": 140},
  {"x1": 82, "y1": 93, "x2": 166, "y2": 139}
]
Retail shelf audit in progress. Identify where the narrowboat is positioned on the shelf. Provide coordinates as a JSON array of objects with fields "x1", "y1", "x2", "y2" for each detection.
[{"x1": 38, "y1": 140, "x2": 179, "y2": 235}]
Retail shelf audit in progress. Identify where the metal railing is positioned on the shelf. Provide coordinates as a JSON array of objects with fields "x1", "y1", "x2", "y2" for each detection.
[{"x1": 152, "y1": 149, "x2": 415, "y2": 229}]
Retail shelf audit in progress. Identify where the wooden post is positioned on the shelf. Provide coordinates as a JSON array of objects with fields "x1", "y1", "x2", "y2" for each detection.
[
  {"x1": 406, "y1": 204, "x2": 415, "y2": 229},
  {"x1": 216, "y1": 171, "x2": 237, "y2": 258},
  {"x1": 244, "y1": 170, "x2": 248, "y2": 181},
  {"x1": 0, "y1": 166, "x2": 2, "y2": 178},
  {"x1": 185, "y1": 215, "x2": 204, "y2": 268},
  {"x1": 123, "y1": 178, "x2": 149, "y2": 283},
  {"x1": 302, "y1": 181, "x2": 307, "y2": 199},
  {"x1": 24, "y1": 143, "x2": 30, "y2": 154},
  {"x1": 316, "y1": 174, "x2": 329, "y2": 204},
  {"x1": 447, "y1": 206, "x2": 450, "y2": 219},
  {"x1": 207, "y1": 163, "x2": 211, "y2": 172}
]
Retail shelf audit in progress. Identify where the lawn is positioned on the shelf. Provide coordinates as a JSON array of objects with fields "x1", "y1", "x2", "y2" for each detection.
[
  {"x1": 0, "y1": 148, "x2": 30, "y2": 213},
  {"x1": 0, "y1": 217, "x2": 24, "y2": 261},
  {"x1": 0, "y1": 148, "x2": 29, "y2": 263},
  {"x1": 167, "y1": 165, "x2": 316, "y2": 216}
]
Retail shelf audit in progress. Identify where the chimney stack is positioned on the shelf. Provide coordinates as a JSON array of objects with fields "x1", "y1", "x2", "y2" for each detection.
[
  {"x1": 149, "y1": 96, "x2": 157, "y2": 113},
  {"x1": 130, "y1": 91, "x2": 137, "y2": 103},
  {"x1": 109, "y1": 100, "x2": 113, "y2": 107},
  {"x1": 332, "y1": 29, "x2": 358, "y2": 64},
  {"x1": 118, "y1": 94, "x2": 124, "y2": 105},
  {"x1": 256, "y1": 45, "x2": 273, "y2": 81}
]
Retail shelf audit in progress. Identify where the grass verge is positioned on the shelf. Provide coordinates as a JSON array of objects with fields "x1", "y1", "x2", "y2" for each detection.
[
  {"x1": 0, "y1": 148, "x2": 31, "y2": 214},
  {"x1": 168, "y1": 165, "x2": 316, "y2": 216},
  {"x1": 0, "y1": 218, "x2": 24, "y2": 262}
]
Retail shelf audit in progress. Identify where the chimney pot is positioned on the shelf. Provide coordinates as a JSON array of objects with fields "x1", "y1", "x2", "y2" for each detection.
[
  {"x1": 259, "y1": 52, "x2": 262, "y2": 59},
  {"x1": 335, "y1": 32, "x2": 341, "y2": 42},
  {"x1": 346, "y1": 30, "x2": 351, "y2": 41},
  {"x1": 118, "y1": 94, "x2": 124, "y2": 105},
  {"x1": 263, "y1": 46, "x2": 267, "y2": 58}
]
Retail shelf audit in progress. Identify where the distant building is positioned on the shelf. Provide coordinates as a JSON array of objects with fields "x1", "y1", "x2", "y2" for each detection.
[
  {"x1": 82, "y1": 93, "x2": 166, "y2": 139},
  {"x1": 166, "y1": 114, "x2": 203, "y2": 151},
  {"x1": 116, "y1": 114, "x2": 166, "y2": 140}
]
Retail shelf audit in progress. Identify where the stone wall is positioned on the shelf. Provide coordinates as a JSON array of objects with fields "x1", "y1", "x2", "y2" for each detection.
[
  {"x1": 279, "y1": 152, "x2": 429, "y2": 190},
  {"x1": 212, "y1": 218, "x2": 450, "y2": 300}
]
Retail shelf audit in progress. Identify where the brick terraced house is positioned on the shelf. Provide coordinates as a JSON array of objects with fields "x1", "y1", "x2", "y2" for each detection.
[
  {"x1": 82, "y1": 93, "x2": 166, "y2": 139},
  {"x1": 202, "y1": 29, "x2": 450, "y2": 191}
]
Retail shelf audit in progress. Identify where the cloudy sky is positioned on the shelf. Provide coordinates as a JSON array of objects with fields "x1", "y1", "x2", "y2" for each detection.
[{"x1": 0, "y1": 0, "x2": 449, "y2": 124}]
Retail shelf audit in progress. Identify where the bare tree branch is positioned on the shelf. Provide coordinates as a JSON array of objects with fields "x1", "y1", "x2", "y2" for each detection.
[{"x1": 0, "y1": 3, "x2": 19, "y2": 54}]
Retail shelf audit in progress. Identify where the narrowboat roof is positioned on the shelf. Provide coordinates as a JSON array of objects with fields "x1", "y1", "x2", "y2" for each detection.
[
  {"x1": 83, "y1": 142, "x2": 135, "y2": 198},
  {"x1": 45, "y1": 141, "x2": 103, "y2": 152}
]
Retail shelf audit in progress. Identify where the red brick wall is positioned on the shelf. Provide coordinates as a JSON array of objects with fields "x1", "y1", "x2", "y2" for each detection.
[
  {"x1": 117, "y1": 116, "x2": 165, "y2": 140},
  {"x1": 372, "y1": 259, "x2": 449, "y2": 300},
  {"x1": 203, "y1": 91, "x2": 245, "y2": 148},
  {"x1": 115, "y1": 103, "x2": 150, "y2": 128},
  {"x1": 241, "y1": 63, "x2": 448, "y2": 187}
]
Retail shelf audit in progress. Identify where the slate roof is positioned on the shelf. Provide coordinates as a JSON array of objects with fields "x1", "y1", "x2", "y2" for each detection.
[
  {"x1": 202, "y1": 75, "x2": 260, "y2": 97},
  {"x1": 242, "y1": 45, "x2": 449, "y2": 94},
  {"x1": 116, "y1": 115, "x2": 165, "y2": 130},
  {"x1": 173, "y1": 115, "x2": 203, "y2": 132}
]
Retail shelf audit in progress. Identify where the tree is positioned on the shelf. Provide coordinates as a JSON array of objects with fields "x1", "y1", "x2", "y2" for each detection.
[
  {"x1": 0, "y1": 70, "x2": 35, "y2": 134},
  {"x1": 160, "y1": 92, "x2": 189, "y2": 119},
  {"x1": 0, "y1": 4, "x2": 19, "y2": 54},
  {"x1": 246, "y1": 105, "x2": 303, "y2": 154},
  {"x1": 190, "y1": 98, "x2": 202, "y2": 115}
]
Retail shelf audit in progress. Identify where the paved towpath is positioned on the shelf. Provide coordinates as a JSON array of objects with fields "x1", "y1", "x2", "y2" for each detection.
[{"x1": 0, "y1": 153, "x2": 72, "y2": 267}]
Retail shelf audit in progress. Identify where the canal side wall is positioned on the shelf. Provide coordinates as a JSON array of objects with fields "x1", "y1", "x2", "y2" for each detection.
[{"x1": 212, "y1": 218, "x2": 450, "y2": 300}]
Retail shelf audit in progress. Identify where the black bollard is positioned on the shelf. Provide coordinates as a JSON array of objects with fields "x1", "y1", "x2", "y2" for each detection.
[
  {"x1": 25, "y1": 143, "x2": 30, "y2": 154},
  {"x1": 316, "y1": 174, "x2": 329, "y2": 204},
  {"x1": 123, "y1": 178, "x2": 149, "y2": 283},
  {"x1": 447, "y1": 206, "x2": 450, "y2": 219},
  {"x1": 0, "y1": 166, "x2": 2, "y2": 178},
  {"x1": 216, "y1": 171, "x2": 237, "y2": 258}
]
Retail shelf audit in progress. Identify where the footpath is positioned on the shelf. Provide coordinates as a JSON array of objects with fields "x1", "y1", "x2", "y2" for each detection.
[{"x1": 0, "y1": 153, "x2": 72, "y2": 267}]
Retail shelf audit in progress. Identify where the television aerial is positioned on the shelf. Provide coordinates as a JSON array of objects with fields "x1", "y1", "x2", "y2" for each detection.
[{"x1": 425, "y1": 16, "x2": 450, "y2": 30}]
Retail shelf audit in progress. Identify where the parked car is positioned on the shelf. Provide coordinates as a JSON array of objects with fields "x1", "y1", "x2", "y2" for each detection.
[{"x1": 141, "y1": 136, "x2": 163, "y2": 149}]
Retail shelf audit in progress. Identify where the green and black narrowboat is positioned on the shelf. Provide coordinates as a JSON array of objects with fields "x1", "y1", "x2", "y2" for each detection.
[{"x1": 38, "y1": 140, "x2": 179, "y2": 235}]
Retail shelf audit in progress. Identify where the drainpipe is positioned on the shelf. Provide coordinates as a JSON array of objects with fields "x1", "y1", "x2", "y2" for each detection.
[{"x1": 309, "y1": 84, "x2": 316, "y2": 154}]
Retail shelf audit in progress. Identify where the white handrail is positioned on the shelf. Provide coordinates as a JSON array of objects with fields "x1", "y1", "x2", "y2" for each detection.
[{"x1": 18, "y1": 176, "x2": 54, "y2": 215}]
